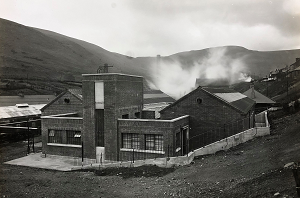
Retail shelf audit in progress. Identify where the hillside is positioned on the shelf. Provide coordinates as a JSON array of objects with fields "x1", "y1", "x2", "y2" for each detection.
[{"x1": 1, "y1": 18, "x2": 300, "y2": 96}]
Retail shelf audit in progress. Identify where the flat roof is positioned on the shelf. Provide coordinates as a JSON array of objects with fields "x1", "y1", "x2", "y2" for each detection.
[{"x1": 82, "y1": 73, "x2": 143, "y2": 78}]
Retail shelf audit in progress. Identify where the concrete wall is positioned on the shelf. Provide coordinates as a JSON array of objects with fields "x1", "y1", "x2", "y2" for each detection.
[
  {"x1": 41, "y1": 117, "x2": 82, "y2": 157},
  {"x1": 193, "y1": 126, "x2": 270, "y2": 156}
]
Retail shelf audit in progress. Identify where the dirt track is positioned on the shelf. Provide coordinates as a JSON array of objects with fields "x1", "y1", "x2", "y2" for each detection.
[{"x1": 1, "y1": 110, "x2": 300, "y2": 198}]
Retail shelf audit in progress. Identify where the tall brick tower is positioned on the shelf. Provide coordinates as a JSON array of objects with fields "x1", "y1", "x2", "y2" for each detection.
[{"x1": 82, "y1": 73, "x2": 143, "y2": 161}]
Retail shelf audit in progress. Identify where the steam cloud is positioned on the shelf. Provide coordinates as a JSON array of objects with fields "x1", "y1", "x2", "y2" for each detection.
[{"x1": 150, "y1": 47, "x2": 250, "y2": 99}]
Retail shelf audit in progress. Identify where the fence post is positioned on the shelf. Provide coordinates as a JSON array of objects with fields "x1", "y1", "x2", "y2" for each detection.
[
  {"x1": 27, "y1": 119, "x2": 30, "y2": 155},
  {"x1": 292, "y1": 168, "x2": 300, "y2": 196},
  {"x1": 81, "y1": 141, "x2": 84, "y2": 166},
  {"x1": 100, "y1": 153, "x2": 102, "y2": 165},
  {"x1": 32, "y1": 131, "x2": 35, "y2": 153},
  {"x1": 167, "y1": 145, "x2": 170, "y2": 158},
  {"x1": 132, "y1": 148, "x2": 134, "y2": 164}
]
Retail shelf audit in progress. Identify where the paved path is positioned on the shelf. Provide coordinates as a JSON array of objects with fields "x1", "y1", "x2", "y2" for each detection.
[{"x1": 4, "y1": 152, "x2": 82, "y2": 171}]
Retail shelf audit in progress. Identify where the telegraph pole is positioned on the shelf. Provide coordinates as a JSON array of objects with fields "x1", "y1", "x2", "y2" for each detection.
[{"x1": 27, "y1": 118, "x2": 30, "y2": 154}]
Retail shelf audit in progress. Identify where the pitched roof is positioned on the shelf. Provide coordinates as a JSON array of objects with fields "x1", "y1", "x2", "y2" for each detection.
[
  {"x1": 68, "y1": 89, "x2": 83, "y2": 100},
  {"x1": 161, "y1": 86, "x2": 255, "y2": 114},
  {"x1": 41, "y1": 89, "x2": 83, "y2": 111},
  {"x1": 0, "y1": 95, "x2": 56, "y2": 107},
  {"x1": 202, "y1": 87, "x2": 255, "y2": 114},
  {"x1": 243, "y1": 88, "x2": 276, "y2": 104}
]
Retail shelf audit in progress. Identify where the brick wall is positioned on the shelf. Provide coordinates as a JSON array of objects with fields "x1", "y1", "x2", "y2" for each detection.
[
  {"x1": 117, "y1": 115, "x2": 189, "y2": 161},
  {"x1": 142, "y1": 110, "x2": 155, "y2": 119},
  {"x1": 42, "y1": 117, "x2": 82, "y2": 157},
  {"x1": 160, "y1": 88, "x2": 247, "y2": 138},
  {"x1": 82, "y1": 74, "x2": 143, "y2": 161},
  {"x1": 42, "y1": 92, "x2": 82, "y2": 116}
]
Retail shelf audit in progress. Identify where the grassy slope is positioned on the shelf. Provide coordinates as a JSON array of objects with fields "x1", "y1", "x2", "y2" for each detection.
[{"x1": 1, "y1": 18, "x2": 300, "y2": 95}]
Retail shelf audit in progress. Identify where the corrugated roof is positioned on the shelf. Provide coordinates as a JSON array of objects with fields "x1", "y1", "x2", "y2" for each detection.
[
  {"x1": 202, "y1": 87, "x2": 255, "y2": 114},
  {"x1": 0, "y1": 104, "x2": 45, "y2": 119},
  {"x1": 214, "y1": 93, "x2": 247, "y2": 103},
  {"x1": 243, "y1": 88, "x2": 276, "y2": 104},
  {"x1": 0, "y1": 95, "x2": 56, "y2": 107}
]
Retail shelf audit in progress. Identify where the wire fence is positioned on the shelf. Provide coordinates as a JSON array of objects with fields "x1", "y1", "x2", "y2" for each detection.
[{"x1": 189, "y1": 114, "x2": 255, "y2": 152}]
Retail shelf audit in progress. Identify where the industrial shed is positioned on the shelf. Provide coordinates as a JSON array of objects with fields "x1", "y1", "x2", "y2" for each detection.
[{"x1": 160, "y1": 86, "x2": 256, "y2": 149}]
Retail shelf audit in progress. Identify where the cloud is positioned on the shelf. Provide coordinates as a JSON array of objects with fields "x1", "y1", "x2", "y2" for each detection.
[{"x1": 0, "y1": 0, "x2": 300, "y2": 56}]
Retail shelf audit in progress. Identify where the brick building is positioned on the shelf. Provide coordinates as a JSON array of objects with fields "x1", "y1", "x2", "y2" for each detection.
[
  {"x1": 41, "y1": 73, "x2": 256, "y2": 162},
  {"x1": 160, "y1": 87, "x2": 255, "y2": 150},
  {"x1": 41, "y1": 73, "x2": 189, "y2": 162}
]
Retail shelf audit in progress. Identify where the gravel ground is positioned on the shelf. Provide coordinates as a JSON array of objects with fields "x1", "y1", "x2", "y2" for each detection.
[{"x1": 1, "y1": 110, "x2": 300, "y2": 198}]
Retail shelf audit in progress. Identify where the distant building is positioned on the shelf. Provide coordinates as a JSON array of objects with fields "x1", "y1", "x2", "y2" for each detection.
[
  {"x1": 243, "y1": 84, "x2": 275, "y2": 112},
  {"x1": 0, "y1": 95, "x2": 56, "y2": 107},
  {"x1": 0, "y1": 103, "x2": 45, "y2": 137}
]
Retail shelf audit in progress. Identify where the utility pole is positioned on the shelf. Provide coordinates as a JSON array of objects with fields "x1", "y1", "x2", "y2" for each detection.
[
  {"x1": 27, "y1": 118, "x2": 30, "y2": 154},
  {"x1": 266, "y1": 75, "x2": 269, "y2": 97},
  {"x1": 286, "y1": 64, "x2": 289, "y2": 99}
]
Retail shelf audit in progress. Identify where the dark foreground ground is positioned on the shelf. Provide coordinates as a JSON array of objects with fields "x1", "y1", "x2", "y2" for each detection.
[{"x1": 1, "y1": 110, "x2": 300, "y2": 198}]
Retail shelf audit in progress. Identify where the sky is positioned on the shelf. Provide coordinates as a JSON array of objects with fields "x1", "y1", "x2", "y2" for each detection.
[{"x1": 1, "y1": 0, "x2": 300, "y2": 57}]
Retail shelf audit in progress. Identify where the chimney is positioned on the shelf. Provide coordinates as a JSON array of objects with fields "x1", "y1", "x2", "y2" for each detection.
[
  {"x1": 250, "y1": 81, "x2": 255, "y2": 99},
  {"x1": 155, "y1": 55, "x2": 161, "y2": 78}
]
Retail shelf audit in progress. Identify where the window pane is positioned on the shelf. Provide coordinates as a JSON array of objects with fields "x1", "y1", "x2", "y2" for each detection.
[
  {"x1": 131, "y1": 134, "x2": 140, "y2": 149},
  {"x1": 66, "y1": 130, "x2": 81, "y2": 145},
  {"x1": 122, "y1": 133, "x2": 140, "y2": 149},
  {"x1": 122, "y1": 133, "x2": 131, "y2": 149},
  {"x1": 155, "y1": 135, "x2": 163, "y2": 151},
  {"x1": 145, "y1": 134, "x2": 155, "y2": 150},
  {"x1": 48, "y1": 130, "x2": 63, "y2": 143},
  {"x1": 145, "y1": 134, "x2": 163, "y2": 151}
]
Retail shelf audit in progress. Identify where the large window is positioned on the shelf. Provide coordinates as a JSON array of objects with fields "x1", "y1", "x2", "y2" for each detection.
[
  {"x1": 67, "y1": 130, "x2": 81, "y2": 145},
  {"x1": 145, "y1": 134, "x2": 163, "y2": 151},
  {"x1": 48, "y1": 129, "x2": 81, "y2": 145},
  {"x1": 48, "y1": 130, "x2": 63, "y2": 143},
  {"x1": 122, "y1": 133, "x2": 140, "y2": 149}
]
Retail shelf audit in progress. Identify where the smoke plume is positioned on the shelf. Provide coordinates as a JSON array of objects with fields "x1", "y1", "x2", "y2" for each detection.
[{"x1": 150, "y1": 47, "x2": 249, "y2": 99}]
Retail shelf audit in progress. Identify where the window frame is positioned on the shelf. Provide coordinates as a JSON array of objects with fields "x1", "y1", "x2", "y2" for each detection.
[
  {"x1": 122, "y1": 133, "x2": 140, "y2": 149},
  {"x1": 48, "y1": 129, "x2": 63, "y2": 144},
  {"x1": 66, "y1": 130, "x2": 81, "y2": 145},
  {"x1": 145, "y1": 134, "x2": 164, "y2": 151}
]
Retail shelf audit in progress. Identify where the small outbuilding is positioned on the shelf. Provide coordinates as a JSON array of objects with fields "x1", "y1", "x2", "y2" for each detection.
[{"x1": 243, "y1": 84, "x2": 275, "y2": 112}]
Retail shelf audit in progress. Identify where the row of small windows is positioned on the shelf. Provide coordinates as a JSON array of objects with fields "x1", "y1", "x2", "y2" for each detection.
[
  {"x1": 122, "y1": 133, "x2": 163, "y2": 151},
  {"x1": 48, "y1": 130, "x2": 81, "y2": 145}
]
